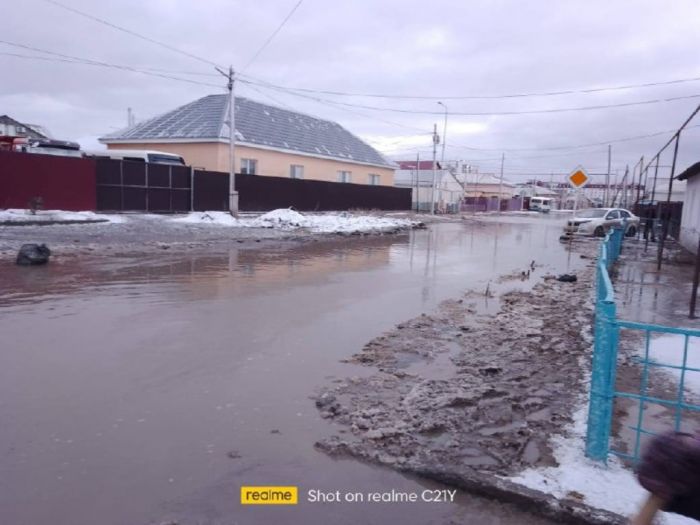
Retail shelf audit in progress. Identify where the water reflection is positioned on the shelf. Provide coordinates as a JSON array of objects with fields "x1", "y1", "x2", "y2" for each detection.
[{"x1": 0, "y1": 221, "x2": 574, "y2": 525}]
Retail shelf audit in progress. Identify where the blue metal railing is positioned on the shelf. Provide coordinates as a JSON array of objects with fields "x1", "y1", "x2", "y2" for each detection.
[{"x1": 586, "y1": 227, "x2": 700, "y2": 462}]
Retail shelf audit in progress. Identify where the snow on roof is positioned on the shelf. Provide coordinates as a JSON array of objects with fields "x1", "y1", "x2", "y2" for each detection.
[{"x1": 100, "y1": 95, "x2": 394, "y2": 168}]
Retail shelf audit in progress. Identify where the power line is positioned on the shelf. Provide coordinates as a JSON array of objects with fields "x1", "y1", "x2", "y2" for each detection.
[
  {"x1": 239, "y1": 79, "x2": 700, "y2": 116},
  {"x1": 239, "y1": 73, "x2": 700, "y2": 101},
  {"x1": 241, "y1": 0, "x2": 304, "y2": 73},
  {"x1": 243, "y1": 78, "x2": 430, "y2": 133},
  {"x1": 239, "y1": 82, "x2": 297, "y2": 111},
  {"x1": 0, "y1": 50, "x2": 218, "y2": 79},
  {"x1": 39, "y1": 0, "x2": 222, "y2": 68},
  {"x1": 446, "y1": 124, "x2": 700, "y2": 153},
  {"x1": 0, "y1": 41, "x2": 221, "y2": 88}
]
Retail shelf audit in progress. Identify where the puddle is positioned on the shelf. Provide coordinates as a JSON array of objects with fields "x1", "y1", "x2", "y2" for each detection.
[{"x1": 0, "y1": 219, "x2": 573, "y2": 525}]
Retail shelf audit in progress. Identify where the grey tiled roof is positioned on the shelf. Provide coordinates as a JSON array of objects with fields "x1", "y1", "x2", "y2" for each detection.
[{"x1": 101, "y1": 95, "x2": 393, "y2": 168}]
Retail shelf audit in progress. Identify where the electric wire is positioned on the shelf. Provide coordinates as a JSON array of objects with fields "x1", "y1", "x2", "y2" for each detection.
[
  {"x1": 241, "y1": 0, "x2": 304, "y2": 73},
  {"x1": 39, "y1": 0, "x2": 222, "y2": 68},
  {"x1": 238, "y1": 73, "x2": 700, "y2": 100}
]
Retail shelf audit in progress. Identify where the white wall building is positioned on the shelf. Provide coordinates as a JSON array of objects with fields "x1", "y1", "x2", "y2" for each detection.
[
  {"x1": 677, "y1": 163, "x2": 700, "y2": 253},
  {"x1": 394, "y1": 161, "x2": 464, "y2": 212}
]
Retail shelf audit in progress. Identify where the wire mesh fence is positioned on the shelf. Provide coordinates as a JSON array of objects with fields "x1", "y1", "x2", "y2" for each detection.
[{"x1": 586, "y1": 226, "x2": 700, "y2": 462}]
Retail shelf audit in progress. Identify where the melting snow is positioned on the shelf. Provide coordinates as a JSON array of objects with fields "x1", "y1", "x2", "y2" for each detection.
[
  {"x1": 646, "y1": 333, "x2": 700, "y2": 397},
  {"x1": 508, "y1": 402, "x2": 696, "y2": 524},
  {"x1": 0, "y1": 209, "x2": 126, "y2": 224},
  {"x1": 172, "y1": 209, "x2": 416, "y2": 234}
]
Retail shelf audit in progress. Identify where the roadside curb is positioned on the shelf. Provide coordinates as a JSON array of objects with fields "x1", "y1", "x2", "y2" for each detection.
[
  {"x1": 404, "y1": 464, "x2": 626, "y2": 525},
  {"x1": 316, "y1": 441, "x2": 625, "y2": 525}
]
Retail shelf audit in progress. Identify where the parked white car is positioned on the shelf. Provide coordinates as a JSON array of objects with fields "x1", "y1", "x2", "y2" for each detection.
[{"x1": 563, "y1": 208, "x2": 640, "y2": 237}]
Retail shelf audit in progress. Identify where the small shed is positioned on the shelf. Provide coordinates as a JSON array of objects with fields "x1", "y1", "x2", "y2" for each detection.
[{"x1": 676, "y1": 161, "x2": 700, "y2": 253}]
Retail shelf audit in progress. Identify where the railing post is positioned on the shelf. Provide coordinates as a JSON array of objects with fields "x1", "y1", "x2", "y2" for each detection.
[
  {"x1": 586, "y1": 290, "x2": 618, "y2": 461},
  {"x1": 587, "y1": 235, "x2": 619, "y2": 462}
]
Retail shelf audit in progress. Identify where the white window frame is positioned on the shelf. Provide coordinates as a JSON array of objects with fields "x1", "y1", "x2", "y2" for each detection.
[
  {"x1": 290, "y1": 164, "x2": 304, "y2": 179},
  {"x1": 368, "y1": 173, "x2": 380, "y2": 186},
  {"x1": 337, "y1": 170, "x2": 352, "y2": 183},
  {"x1": 240, "y1": 158, "x2": 257, "y2": 175}
]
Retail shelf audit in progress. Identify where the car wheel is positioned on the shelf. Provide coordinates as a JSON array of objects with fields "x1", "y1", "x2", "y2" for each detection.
[
  {"x1": 594, "y1": 226, "x2": 605, "y2": 237},
  {"x1": 626, "y1": 225, "x2": 637, "y2": 237}
]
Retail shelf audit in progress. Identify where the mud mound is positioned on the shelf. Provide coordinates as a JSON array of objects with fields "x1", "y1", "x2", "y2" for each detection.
[{"x1": 315, "y1": 256, "x2": 597, "y2": 477}]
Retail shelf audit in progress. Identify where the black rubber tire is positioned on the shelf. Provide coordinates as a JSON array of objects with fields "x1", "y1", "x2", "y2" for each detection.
[
  {"x1": 626, "y1": 225, "x2": 637, "y2": 237},
  {"x1": 594, "y1": 226, "x2": 605, "y2": 237}
]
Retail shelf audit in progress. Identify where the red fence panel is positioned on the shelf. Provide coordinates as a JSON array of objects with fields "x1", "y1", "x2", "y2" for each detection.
[{"x1": 0, "y1": 151, "x2": 97, "y2": 211}]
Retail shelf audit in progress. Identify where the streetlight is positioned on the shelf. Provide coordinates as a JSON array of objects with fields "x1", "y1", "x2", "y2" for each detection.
[{"x1": 437, "y1": 101, "x2": 448, "y2": 213}]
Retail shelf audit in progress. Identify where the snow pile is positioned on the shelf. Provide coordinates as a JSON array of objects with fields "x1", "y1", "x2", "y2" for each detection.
[
  {"x1": 648, "y1": 333, "x2": 700, "y2": 397},
  {"x1": 250, "y1": 208, "x2": 308, "y2": 228},
  {"x1": 509, "y1": 403, "x2": 696, "y2": 524},
  {"x1": 0, "y1": 209, "x2": 125, "y2": 224},
  {"x1": 302, "y1": 213, "x2": 415, "y2": 234}
]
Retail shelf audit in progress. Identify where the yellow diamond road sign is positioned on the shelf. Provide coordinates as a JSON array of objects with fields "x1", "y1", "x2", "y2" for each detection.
[{"x1": 568, "y1": 167, "x2": 589, "y2": 188}]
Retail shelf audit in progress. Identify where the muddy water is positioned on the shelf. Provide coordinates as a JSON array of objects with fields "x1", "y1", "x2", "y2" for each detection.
[{"x1": 0, "y1": 220, "x2": 571, "y2": 525}]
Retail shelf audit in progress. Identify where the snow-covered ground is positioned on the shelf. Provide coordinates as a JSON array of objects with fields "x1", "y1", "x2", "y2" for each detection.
[
  {"x1": 0, "y1": 209, "x2": 126, "y2": 223},
  {"x1": 648, "y1": 333, "x2": 700, "y2": 397},
  {"x1": 1, "y1": 208, "x2": 419, "y2": 234},
  {"x1": 509, "y1": 401, "x2": 696, "y2": 524},
  {"x1": 172, "y1": 208, "x2": 418, "y2": 233}
]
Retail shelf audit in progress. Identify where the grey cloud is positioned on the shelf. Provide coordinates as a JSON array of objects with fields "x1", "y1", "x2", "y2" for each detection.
[{"x1": 2, "y1": 0, "x2": 700, "y2": 182}]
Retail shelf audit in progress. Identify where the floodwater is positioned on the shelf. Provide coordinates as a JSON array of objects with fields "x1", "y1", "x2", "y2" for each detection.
[{"x1": 0, "y1": 219, "x2": 576, "y2": 525}]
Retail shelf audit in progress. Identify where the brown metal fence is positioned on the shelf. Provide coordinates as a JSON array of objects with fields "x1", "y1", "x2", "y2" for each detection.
[
  {"x1": 96, "y1": 159, "x2": 191, "y2": 212},
  {"x1": 95, "y1": 161, "x2": 411, "y2": 213},
  {"x1": 192, "y1": 170, "x2": 229, "y2": 211},
  {"x1": 235, "y1": 173, "x2": 411, "y2": 211}
]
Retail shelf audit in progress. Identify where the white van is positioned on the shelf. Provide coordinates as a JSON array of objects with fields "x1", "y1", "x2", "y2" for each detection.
[
  {"x1": 85, "y1": 149, "x2": 186, "y2": 166},
  {"x1": 530, "y1": 197, "x2": 554, "y2": 213}
]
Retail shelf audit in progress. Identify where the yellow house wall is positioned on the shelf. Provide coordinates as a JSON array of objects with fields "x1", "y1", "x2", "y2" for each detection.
[{"x1": 107, "y1": 142, "x2": 395, "y2": 186}]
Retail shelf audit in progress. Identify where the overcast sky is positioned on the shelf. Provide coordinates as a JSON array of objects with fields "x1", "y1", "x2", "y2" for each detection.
[{"x1": 3, "y1": 0, "x2": 700, "y2": 183}]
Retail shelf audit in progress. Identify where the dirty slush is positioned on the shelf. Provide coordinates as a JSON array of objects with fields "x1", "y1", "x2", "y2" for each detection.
[{"x1": 314, "y1": 245, "x2": 596, "y2": 479}]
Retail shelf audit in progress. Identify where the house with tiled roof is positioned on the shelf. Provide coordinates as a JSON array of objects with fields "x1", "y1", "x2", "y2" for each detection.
[{"x1": 100, "y1": 95, "x2": 396, "y2": 186}]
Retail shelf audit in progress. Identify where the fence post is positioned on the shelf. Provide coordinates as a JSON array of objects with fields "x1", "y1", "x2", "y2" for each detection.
[
  {"x1": 190, "y1": 167, "x2": 194, "y2": 212},
  {"x1": 586, "y1": 231, "x2": 622, "y2": 462},
  {"x1": 586, "y1": 288, "x2": 618, "y2": 460}
]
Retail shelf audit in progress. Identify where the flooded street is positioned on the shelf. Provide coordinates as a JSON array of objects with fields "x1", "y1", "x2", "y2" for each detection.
[{"x1": 1, "y1": 219, "x2": 573, "y2": 525}]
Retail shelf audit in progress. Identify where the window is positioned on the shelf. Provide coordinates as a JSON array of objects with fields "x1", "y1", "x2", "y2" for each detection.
[
  {"x1": 337, "y1": 170, "x2": 352, "y2": 183},
  {"x1": 240, "y1": 158, "x2": 257, "y2": 175},
  {"x1": 368, "y1": 174, "x2": 380, "y2": 185},
  {"x1": 290, "y1": 165, "x2": 304, "y2": 179},
  {"x1": 606, "y1": 210, "x2": 621, "y2": 220}
]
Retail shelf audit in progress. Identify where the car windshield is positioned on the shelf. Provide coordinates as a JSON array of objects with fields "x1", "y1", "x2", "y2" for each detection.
[{"x1": 576, "y1": 209, "x2": 607, "y2": 218}]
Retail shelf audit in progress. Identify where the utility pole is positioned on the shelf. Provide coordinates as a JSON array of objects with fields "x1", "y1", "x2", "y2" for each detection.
[
  {"x1": 604, "y1": 145, "x2": 611, "y2": 207},
  {"x1": 636, "y1": 155, "x2": 644, "y2": 205},
  {"x1": 498, "y1": 153, "x2": 505, "y2": 214},
  {"x1": 437, "y1": 102, "x2": 448, "y2": 166},
  {"x1": 438, "y1": 102, "x2": 448, "y2": 214},
  {"x1": 216, "y1": 65, "x2": 239, "y2": 216},
  {"x1": 431, "y1": 124, "x2": 439, "y2": 215},
  {"x1": 415, "y1": 152, "x2": 420, "y2": 212},
  {"x1": 658, "y1": 135, "x2": 681, "y2": 271}
]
